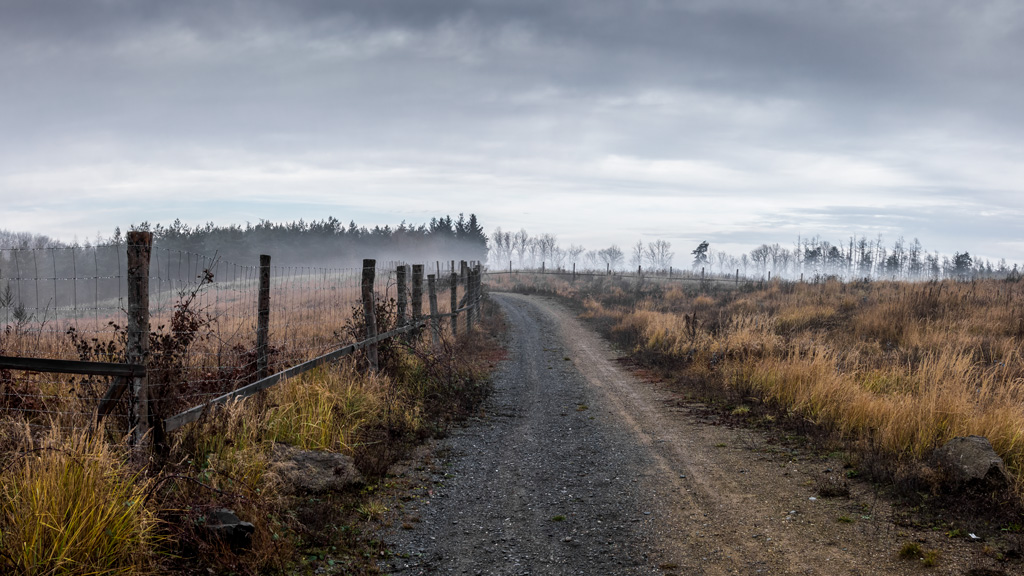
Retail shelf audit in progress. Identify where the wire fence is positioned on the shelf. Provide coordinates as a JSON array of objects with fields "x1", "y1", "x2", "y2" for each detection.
[{"x1": 0, "y1": 239, "x2": 478, "y2": 437}]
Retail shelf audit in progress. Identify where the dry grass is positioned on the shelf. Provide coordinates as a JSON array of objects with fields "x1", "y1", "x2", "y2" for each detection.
[{"x1": 498, "y1": 272, "x2": 1024, "y2": 505}]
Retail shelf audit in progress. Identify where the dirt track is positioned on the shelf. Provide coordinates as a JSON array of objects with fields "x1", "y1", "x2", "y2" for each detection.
[{"x1": 379, "y1": 293, "x2": 1007, "y2": 575}]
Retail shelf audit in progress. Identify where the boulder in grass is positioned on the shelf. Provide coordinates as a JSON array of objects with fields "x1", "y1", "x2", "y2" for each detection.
[
  {"x1": 205, "y1": 508, "x2": 255, "y2": 550},
  {"x1": 933, "y1": 435, "x2": 1008, "y2": 489},
  {"x1": 268, "y1": 443, "x2": 365, "y2": 494}
]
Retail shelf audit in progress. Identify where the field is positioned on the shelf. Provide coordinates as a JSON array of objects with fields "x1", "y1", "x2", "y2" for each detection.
[
  {"x1": 0, "y1": 265, "x2": 501, "y2": 575},
  {"x1": 489, "y1": 270, "x2": 1024, "y2": 510}
]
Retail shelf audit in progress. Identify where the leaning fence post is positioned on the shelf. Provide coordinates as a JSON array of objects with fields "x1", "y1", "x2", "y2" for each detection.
[
  {"x1": 396, "y1": 265, "x2": 407, "y2": 326},
  {"x1": 256, "y1": 254, "x2": 271, "y2": 380},
  {"x1": 126, "y1": 231, "x2": 152, "y2": 449},
  {"x1": 412, "y1": 264, "x2": 424, "y2": 326},
  {"x1": 361, "y1": 259, "x2": 379, "y2": 373},
  {"x1": 427, "y1": 274, "x2": 440, "y2": 348},
  {"x1": 450, "y1": 270, "x2": 458, "y2": 338}
]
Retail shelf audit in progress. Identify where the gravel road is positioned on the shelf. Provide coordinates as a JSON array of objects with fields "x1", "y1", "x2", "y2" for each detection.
[{"x1": 378, "y1": 293, "x2": 1007, "y2": 576}]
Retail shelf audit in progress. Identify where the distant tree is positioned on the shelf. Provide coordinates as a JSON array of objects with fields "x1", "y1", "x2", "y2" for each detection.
[
  {"x1": 551, "y1": 246, "x2": 567, "y2": 269},
  {"x1": 511, "y1": 229, "x2": 530, "y2": 267},
  {"x1": 489, "y1": 227, "x2": 513, "y2": 265},
  {"x1": 598, "y1": 245, "x2": 624, "y2": 270},
  {"x1": 567, "y1": 244, "x2": 587, "y2": 266},
  {"x1": 631, "y1": 240, "x2": 645, "y2": 269},
  {"x1": 644, "y1": 240, "x2": 674, "y2": 270},
  {"x1": 691, "y1": 241, "x2": 709, "y2": 270},
  {"x1": 953, "y1": 251, "x2": 973, "y2": 279},
  {"x1": 750, "y1": 244, "x2": 770, "y2": 276},
  {"x1": 535, "y1": 233, "x2": 558, "y2": 266}
]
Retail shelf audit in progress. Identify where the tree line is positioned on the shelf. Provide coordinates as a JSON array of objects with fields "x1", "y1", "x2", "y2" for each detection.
[
  {"x1": 489, "y1": 230, "x2": 1021, "y2": 282},
  {"x1": 0, "y1": 214, "x2": 489, "y2": 268}
]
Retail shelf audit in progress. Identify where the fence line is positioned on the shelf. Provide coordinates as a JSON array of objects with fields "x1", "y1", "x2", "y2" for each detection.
[{"x1": 0, "y1": 232, "x2": 485, "y2": 451}]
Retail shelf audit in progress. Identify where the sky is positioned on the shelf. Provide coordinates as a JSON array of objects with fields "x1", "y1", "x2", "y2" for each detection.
[{"x1": 1, "y1": 0, "x2": 1023, "y2": 262}]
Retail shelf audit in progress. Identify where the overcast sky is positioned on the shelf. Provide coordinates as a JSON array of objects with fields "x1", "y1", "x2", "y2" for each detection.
[{"x1": 2, "y1": 0, "x2": 1022, "y2": 261}]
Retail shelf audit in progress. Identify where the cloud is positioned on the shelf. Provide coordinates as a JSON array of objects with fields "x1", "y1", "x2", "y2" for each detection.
[{"x1": 1, "y1": 1, "x2": 1023, "y2": 262}]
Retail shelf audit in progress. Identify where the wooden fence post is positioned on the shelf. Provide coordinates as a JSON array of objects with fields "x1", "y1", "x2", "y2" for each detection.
[
  {"x1": 361, "y1": 259, "x2": 379, "y2": 373},
  {"x1": 412, "y1": 264, "x2": 424, "y2": 325},
  {"x1": 572, "y1": 263, "x2": 576, "y2": 282},
  {"x1": 541, "y1": 261, "x2": 545, "y2": 274},
  {"x1": 736, "y1": 269, "x2": 740, "y2": 287},
  {"x1": 126, "y1": 231, "x2": 152, "y2": 449},
  {"x1": 257, "y1": 254, "x2": 271, "y2": 380},
  {"x1": 468, "y1": 264, "x2": 475, "y2": 327},
  {"x1": 396, "y1": 265, "x2": 407, "y2": 326},
  {"x1": 475, "y1": 262, "x2": 483, "y2": 319},
  {"x1": 459, "y1": 261, "x2": 469, "y2": 332},
  {"x1": 450, "y1": 270, "x2": 458, "y2": 338},
  {"x1": 509, "y1": 260, "x2": 512, "y2": 275},
  {"x1": 427, "y1": 274, "x2": 440, "y2": 348}
]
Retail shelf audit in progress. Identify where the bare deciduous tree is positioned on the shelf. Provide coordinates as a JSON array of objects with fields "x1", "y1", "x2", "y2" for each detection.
[
  {"x1": 511, "y1": 229, "x2": 530, "y2": 267},
  {"x1": 567, "y1": 244, "x2": 586, "y2": 266},
  {"x1": 631, "y1": 240, "x2": 645, "y2": 269},
  {"x1": 598, "y1": 245, "x2": 624, "y2": 270},
  {"x1": 644, "y1": 239, "x2": 674, "y2": 270}
]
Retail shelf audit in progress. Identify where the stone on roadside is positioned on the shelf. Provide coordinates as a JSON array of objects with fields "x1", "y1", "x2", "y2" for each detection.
[
  {"x1": 205, "y1": 508, "x2": 255, "y2": 550},
  {"x1": 268, "y1": 442, "x2": 365, "y2": 494},
  {"x1": 933, "y1": 435, "x2": 1008, "y2": 489}
]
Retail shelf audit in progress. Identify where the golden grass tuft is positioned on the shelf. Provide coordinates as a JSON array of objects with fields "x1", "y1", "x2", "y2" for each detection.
[{"x1": 0, "y1": 425, "x2": 159, "y2": 576}]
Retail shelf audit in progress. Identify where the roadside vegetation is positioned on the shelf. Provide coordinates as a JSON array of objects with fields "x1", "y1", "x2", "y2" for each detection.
[
  {"x1": 490, "y1": 271, "x2": 1024, "y2": 513},
  {"x1": 0, "y1": 293, "x2": 502, "y2": 575}
]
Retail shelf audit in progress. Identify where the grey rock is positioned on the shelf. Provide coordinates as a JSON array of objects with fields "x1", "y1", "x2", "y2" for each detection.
[
  {"x1": 933, "y1": 435, "x2": 1008, "y2": 488},
  {"x1": 268, "y1": 443, "x2": 365, "y2": 494},
  {"x1": 205, "y1": 508, "x2": 255, "y2": 550}
]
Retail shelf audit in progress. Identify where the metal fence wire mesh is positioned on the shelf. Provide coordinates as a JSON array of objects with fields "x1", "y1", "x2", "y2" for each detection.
[{"x1": 0, "y1": 244, "x2": 470, "y2": 433}]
